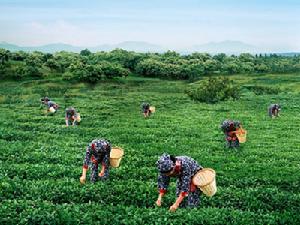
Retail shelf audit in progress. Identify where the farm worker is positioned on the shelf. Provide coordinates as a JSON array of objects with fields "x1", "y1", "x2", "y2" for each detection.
[
  {"x1": 40, "y1": 97, "x2": 50, "y2": 108},
  {"x1": 141, "y1": 102, "x2": 151, "y2": 118},
  {"x1": 80, "y1": 139, "x2": 111, "y2": 184},
  {"x1": 268, "y1": 104, "x2": 281, "y2": 118},
  {"x1": 41, "y1": 97, "x2": 59, "y2": 113},
  {"x1": 220, "y1": 119, "x2": 241, "y2": 148},
  {"x1": 65, "y1": 107, "x2": 79, "y2": 126},
  {"x1": 155, "y1": 153, "x2": 203, "y2": 212}
]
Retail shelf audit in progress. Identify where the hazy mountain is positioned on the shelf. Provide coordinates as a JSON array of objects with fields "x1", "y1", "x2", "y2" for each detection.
[
  {"x1": 0, "y1": 42, "x2": 22, "y2": 51},
  {"x1": 33, "y1": 43, "x2": 83, "y2": 53},
  {"x1": 0, "y1": 40, "x2": 299, "y2": 55},
  {"x1": 116, "y1": 41, "x2": 165, "y2": 52},
  {"x1": 186, "y1": 40, "x2": 261, "y2": 54},
  {"x1": 275, "y1": 52, "x2": 300, "y2": 57},
  {"x1": 0, "y1": 42, "x2": 83, "y2": 53},
  {"x1": 0, "y1": 41, "x2": 165, "y2": 53},
  {"x1": 90, "y1": 41, "x2": 165, "y2": 52}
]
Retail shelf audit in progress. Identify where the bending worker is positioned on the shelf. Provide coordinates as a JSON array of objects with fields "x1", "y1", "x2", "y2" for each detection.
[
  {"x1": 65, "y1": 107, "x2": 79, "y2": 126},
  {"x1": 141, "y1": 102, "x2": 151, "y2": 118},
  {"x1": 41, "y1": 97, "x2": 59, "y2": 113},
  {"x1": 268, "y1": 104, "x2": 281, "y2": 118},
  {"x1": 80, "y1": 139, "x2": 111, "y2": 183},
  {"x1": 156, "y1": 153, "x2": 203, "y2": 212},
  {"x1": 220, "y1": 119, "x2": 241, "y2": 148}
]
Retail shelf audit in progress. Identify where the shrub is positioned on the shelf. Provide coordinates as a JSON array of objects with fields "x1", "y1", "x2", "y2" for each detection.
[{"x1": 185, "y1": 76, "x2": 240, "y2": 103}]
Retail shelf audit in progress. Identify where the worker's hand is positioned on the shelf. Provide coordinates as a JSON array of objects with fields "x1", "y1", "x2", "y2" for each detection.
[
  {"x1": 155, "y1": 199, "x2": 162, "y2": 207},
  {"x1": 169, "y1": 203, "x2": 179, "y2": 212},
  {"x1": 98, "y1": 171, "x2": 105, "y2": 177},
  {"x1": 80, "y1": 175, "x2": 86, "y2": 184}
]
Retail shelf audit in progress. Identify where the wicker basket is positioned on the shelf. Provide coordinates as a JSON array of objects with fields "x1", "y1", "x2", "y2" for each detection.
[
  {"x1": 76, "y1": 113, "x2": 81, "y2": 122},
  {"x1": 110, "y1": 147, "x2": 124, "y2": 168},
  {"x1": 149, "y1": 106, "x2": 155, "y2": 113},
  {"x1": 48, "y1": 107, "x2": 56, "y2": 113},
  {"x1": 236, "y1": 128, "x2": 247, "y2": 143},
  {"x1": 192, "y1": 168, "x2": 217, "y2": 197}
]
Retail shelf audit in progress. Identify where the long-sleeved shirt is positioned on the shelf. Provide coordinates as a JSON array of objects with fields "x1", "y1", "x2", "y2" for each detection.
[{"x1": 83, "y1": 139, "x2": 111, "y2": 169}]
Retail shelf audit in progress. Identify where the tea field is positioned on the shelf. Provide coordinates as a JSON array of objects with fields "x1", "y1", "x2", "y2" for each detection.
[{"x1": 0, "y1": 74, "x2": 300, "y2": 224}]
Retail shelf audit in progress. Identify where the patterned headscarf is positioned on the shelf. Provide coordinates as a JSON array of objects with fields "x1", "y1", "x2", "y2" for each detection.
[
  {"x1": 91, "y1": 139, "x2": 109, "y2": 152},
  {"x1": 156, "y1": 153, "x2": 175, "y2": 173},
  {"x1": 275, "y1": 104, "x2": 281, "y2": 110}
]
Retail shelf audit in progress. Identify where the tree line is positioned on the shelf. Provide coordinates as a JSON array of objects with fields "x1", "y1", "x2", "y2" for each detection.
[{"x1": 1, "y1": 48, "x2": 300, "y2": 82}]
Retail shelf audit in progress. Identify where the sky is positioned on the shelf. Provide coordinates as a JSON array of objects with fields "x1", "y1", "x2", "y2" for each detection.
[{"x1": 0, "y1": 0, "x2": 299, "y2": 51}]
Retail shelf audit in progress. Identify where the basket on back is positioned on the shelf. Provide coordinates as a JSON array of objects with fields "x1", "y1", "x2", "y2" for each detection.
[
  {"x1": 48, "y1": 107, "x2": 56, "y2": 114},
  {"x1": 192, "y1": 168, "x2": 217, "y2": 197},
  {"x1": 110, "y1": 147, "x2": 124, "y2": 168},
  {"x1": 76, "y1": 113, "x2": 81, "y2": 123},
  {"x1": 235, "y1": 128, "x2": 247, "y2": 143},
  {"x1": 149, "y1": 106, "x2": 155, "y2": 113}
]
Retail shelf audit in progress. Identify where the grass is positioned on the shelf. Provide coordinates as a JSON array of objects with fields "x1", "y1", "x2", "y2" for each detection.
[{"x1": 0, "y1": 73, "x2": 300, "y2": 224}]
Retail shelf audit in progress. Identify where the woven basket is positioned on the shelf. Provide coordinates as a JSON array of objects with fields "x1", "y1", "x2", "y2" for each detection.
[
  {"x1": 48, "y1": 107, "x2": 56, "y2": 113},
  {"x1": 149, "y1": 106, "x2": 155, "y2": 113},
  {"x1": 236, "y1": 128, "x2": 247, "y2": 143},
  {"x1": 110, "y1": 147, "x2": 124, "y2": 168},
  {"x1": 192, "y1": 168, "x2": 217, "y2": 197},
  {"x1": 76, "y1": 113, "x2": 81, "y2": 122}
]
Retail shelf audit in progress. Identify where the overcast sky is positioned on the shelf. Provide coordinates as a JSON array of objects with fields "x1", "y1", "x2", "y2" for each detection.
[{"x1": 0, "y1": 0, "x2": 299, "y2": 51}]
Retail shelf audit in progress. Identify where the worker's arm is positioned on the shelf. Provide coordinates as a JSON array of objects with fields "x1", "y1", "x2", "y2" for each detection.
[
  {"x1": 98, "y1": 162, "x2": 106, "y2": 177},
  {"x1": 156, "y1": 174, "x2": 170, "y2": 206},
  {"x1": 72, "y1": 112, "x2": 77, "y2": 126},
  {"x1": 80, "y1": 167, "x2": 87, "y2": 184},
  {"x1": 80, "y1": 146, "x2": 92, "y2": 184},
  {"x1": 156, "y1": 189, "x2": 167, "y2": 206},
  {"x1": 169, "y1": 192, "x2": 187, "y2": 212},
  {"x1": 99, "y1": 145, "x2": 110, "y2": 177},
  {"x1": 65, "y1": 111, "x2": 69, "y2": 126},
  {"x1": 169, "y1": 164, "x2": 190, "y2": 212}
]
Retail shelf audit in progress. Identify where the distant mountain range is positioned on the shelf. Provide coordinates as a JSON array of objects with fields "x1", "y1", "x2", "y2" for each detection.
[
  {"x1": 0, "y1": 41, "x2": 165, "y2": 53},
  {"x1": 0, "y1": 41, "x2": 299, "y2": 55},
  {"x1": 186, "y1": 41, "x2": 260, "y2": 54}
]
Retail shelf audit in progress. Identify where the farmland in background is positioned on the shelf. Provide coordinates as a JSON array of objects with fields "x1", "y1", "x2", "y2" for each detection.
[{"x1": 0, "y1": 73, "x2": 300, "y2": 224}]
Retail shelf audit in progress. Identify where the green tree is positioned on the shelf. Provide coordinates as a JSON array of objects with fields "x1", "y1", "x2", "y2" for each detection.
[
  {"x1": 80, "y1": 49, "x2": 92, "y2": 57},
  {"x1": 0, "y1": 48, "x2": 10, "y2": 65},
  {"x1": 45, "y1": 58, "x2": 60, "y2": 71}
]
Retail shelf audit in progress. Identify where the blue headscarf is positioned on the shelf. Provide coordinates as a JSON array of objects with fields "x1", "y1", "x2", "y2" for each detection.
[{"x1": 156, "y1": 153, "x2": 175, "y2": 173}]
